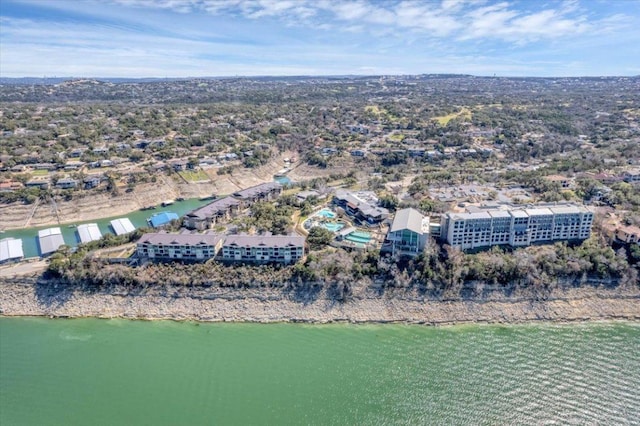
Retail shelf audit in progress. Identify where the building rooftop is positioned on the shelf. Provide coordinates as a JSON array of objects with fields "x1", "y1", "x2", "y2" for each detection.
[
  {"x1": 38, "y1": 227, "x2": 65, "y2": 255},
  {"x1": 549, "y1": 205, "x2": 586, "y2": 215},
  {"x1": 488, "y1": 210, "x2": 511, "y2": 219},
  {"x1": 0, "y1": 237, "x2": 24, "y2": 262},
  {"x1": 233, "y1": 182, "x2": 282, "y2": 200},
  {"x1": 138, "y1": 232, "x2": 223, "y2": 246},
  {"x1": 525, "y1": 208, "x2": 554, "y2": 216},
  {"x1": 77, "y1": 223, "x2": 103, "y2": 244},
  {"x1": 110, "y1": 218, "x2": 136, "y2": 235},
  {"x1": 148, "y1": 211, "x2": 179, "y2": 228},
  {"x1": 224, "y1": 234, "x2": 305, "y2": 248},
  {"x1": 390, "y1": 208, "x2": 428, "y2": 234},
  {"x1": 186, "y1": 197, "x2": 240, "y2": 220}
]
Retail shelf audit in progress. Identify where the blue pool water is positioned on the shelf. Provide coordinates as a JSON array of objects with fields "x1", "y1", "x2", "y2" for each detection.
[
  {"x1": 323, "y1": 222, "x2": 345, "y2": 232},
  {"x1": 274, "y1": 176, "x2": 292, "y2": 185},
  {"x1": 345, "y1": 231, "x2": 372, "y2": 244},
  {"x1": 317, "y1": 209, "x2": 336, "y2": 219}
]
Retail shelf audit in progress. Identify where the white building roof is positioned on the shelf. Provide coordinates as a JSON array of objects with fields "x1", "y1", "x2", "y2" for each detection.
[
  {"x1": 0, "y1": 237, "x2": 24, "y2": 262},
  {"x1": 549, "y1": 205, "x2": 584, "y2": 215},
  {"x1": 525, "y1": 208, "x2": 554, "y2": 216},
  {"x1": 488, "y1": 210, "x2": 511, "y2": 219},
  {"x1": 38, "y1": 227, "x2": 65, "y2": 255},
  {"x1": 510, "y1": 210, "x2": 529, "y2": 218},
  {"x1": 77, "y1": 223, "x2": 103, "y2": 243},
  {"x1": 390, "y1": 208, "x2": 428, "y2": 234},
  {"x1": 110, "y1": 218, "x2": 136, "y2": 235}
]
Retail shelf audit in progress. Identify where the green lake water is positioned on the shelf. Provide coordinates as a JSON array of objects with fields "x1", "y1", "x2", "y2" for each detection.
[{"x1": 1, "y1": 318, "x2": 639, "y2": 425}]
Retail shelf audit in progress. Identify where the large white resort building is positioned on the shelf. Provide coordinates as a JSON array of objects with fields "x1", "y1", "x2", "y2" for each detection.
[{"x1": 441, "y1": 203, "x2": 594, "y2": 250}]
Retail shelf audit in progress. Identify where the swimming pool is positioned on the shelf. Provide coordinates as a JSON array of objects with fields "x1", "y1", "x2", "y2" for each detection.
[
  {"x1": 323, "y1": 222, "x2": 345, "y2": 232},
  {"x1": 316, "y1": 208, "x2": 337, "y2": 219},
  {"x1": 345, "y1": 231, "x2": 372, "y2": 244}
]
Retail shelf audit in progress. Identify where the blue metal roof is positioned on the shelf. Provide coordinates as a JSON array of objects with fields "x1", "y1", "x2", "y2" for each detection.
[{"x1": 148, "y1": 211, "x2": 179, "y2": 228}]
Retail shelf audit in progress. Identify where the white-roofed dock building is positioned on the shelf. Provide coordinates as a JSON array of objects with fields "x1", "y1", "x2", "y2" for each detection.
[
  {"x1": 77, "y1": 223, "x2": 103, "y2": 244},
  {"x1": 441, "y1": 203, "x2": 594, "y2": 250},
  {"x1": 38, "y1": 227, "x2": 66, "y2": 256},
  {"x1": 110, "y1": 218, "x2": 136, "y2": 236},
  {"x1": 384, "y1": 208, "x2": 430, "y2": 257},
  {"x1": 0, "y1": 237, "x2": 24, "y2": 263}
]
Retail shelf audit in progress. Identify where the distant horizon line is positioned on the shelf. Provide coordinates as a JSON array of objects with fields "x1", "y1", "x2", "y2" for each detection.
[{"x1": 1, "y1": 73, "x2": 639, "y2": 81}]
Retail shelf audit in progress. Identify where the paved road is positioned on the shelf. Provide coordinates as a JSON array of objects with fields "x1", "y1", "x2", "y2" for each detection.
[{"x1": 0, "y1": 260, "x2": 48, "y2": 278}]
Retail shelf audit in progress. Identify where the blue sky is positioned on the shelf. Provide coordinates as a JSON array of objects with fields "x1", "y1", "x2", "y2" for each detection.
[{"x1": 1, "y1": 0, "x2": 639, "y2": 77}]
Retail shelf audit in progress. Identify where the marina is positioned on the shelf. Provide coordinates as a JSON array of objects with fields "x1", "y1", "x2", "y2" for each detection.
[{"x1": 0, "y1": 198, "x2": 211, "y2": 259}]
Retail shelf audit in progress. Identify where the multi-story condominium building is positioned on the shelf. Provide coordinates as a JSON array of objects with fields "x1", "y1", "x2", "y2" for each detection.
[
  {"x1": 333, "y1": 189, "x2": 389, "y2": 224},
  {"x1": 221, "y1": 234, "x2": 305, "y2": 264},
  {"x1": 136, "y1": 232, "x2": 224, "y2": 261},
  {"x1": 441, "y1": 203, "x2": 593, "y2": 250},
  {"x1": 233, "y1": 182, "x2": 282, "y2": 207},
  {"x1": 384, "y1": 208, "x2": 430, "y2": 257},
  {"x1": 183, "y1": 197, "x2": 241, "y2": 230}
]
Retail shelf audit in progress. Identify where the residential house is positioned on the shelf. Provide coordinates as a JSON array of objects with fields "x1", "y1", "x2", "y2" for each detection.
[
  {"x1": 169, "y1": 159, "x2": 189, "y2": 171},
  {"x1": 545, "y1": 174, "x2": 572, "y2": 189},
  {"x1": 83, "y1": 175, "x2": 102, "y2": 189},
  {"x1": 64, "y1": 160, "x2": 85, "y2": 170},
  {"x1": 615, "y1": 225, "x2": 640, "y2": 244},
  {"x1": 56, "y1": 178, "x2": 78, "y2": 189},
  {"x1": 93, "y1": 146, "x2": 109, "y2": 155},
  {"x1": 68, "y1": 148, "x2": 86, "y2": 158},
  {"x1": 0, "y1": 181, "x2": 23, "y2": 192},
  {"x1": 25, "y1": 180, "x2": 49, "y2": 189},
  {"x1": 622, "y1": 169, "x2": 640, "y2": 183}
]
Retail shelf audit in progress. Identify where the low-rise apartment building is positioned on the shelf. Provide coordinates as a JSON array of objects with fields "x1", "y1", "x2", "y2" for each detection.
[
  {"x1": 333, "y1": 189, "x2": 389, "y2": 224},
  {"x1": 233, "y1": 182, "x2": 282, "y2": 207},
  {"x1": 441, "y1": 203, "x2": 594, "y2": 250},
  {"x1": 183, "y1": 197, "x2": 241, "y2": 230},
  {"x1": 221, "y1": 234, "x2": 305, "y2": 264},
  {"x1": 136, "y1": 232, "x2": 224, "y2": 261}
]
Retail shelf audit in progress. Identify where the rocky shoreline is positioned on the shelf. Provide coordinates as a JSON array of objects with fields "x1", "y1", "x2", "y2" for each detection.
[{"x1": 2, "y1": 277, "x2": 639, "y2": 325}]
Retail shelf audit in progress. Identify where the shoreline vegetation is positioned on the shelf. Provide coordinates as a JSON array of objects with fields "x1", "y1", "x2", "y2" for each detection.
[
  {"x1": 1, "y1": 277, "x2": 639, "y2": 325},
  {"x1": 1, "y1": 228, "x2": 637, "y2": 325}
]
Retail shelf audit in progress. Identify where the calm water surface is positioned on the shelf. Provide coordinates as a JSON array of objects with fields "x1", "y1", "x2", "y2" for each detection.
[{"x1": 1, "y1": 318, "x2": 638, "y2": 425}]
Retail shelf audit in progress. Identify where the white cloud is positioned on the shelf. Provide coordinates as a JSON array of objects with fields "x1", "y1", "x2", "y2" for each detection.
[
  {"x1": 2, "y1": 0, "x2": 638, "y2": 77},
  {"x1": 99, "y1": 0, "x2": 634, "y2": 47}
]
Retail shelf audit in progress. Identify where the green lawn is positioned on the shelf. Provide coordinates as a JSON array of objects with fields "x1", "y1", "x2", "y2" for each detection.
[
  {"x1": 178, "y1": 169, "x2": 209, "y2": 182},
  {"x1": 31, "y1": 170, "x2": 50, "y2": 177}
]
